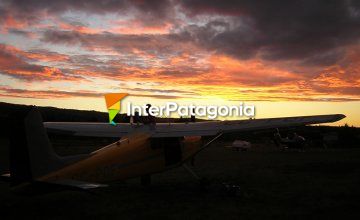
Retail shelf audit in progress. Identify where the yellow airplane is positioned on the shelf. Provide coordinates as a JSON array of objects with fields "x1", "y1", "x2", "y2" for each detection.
[{"x1": 1, "y1": 107, "x2": 345, "y2": 192}]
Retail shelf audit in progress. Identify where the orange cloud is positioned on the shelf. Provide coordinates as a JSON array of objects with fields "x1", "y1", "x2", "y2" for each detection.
[
  {"x1": 58, "y1": 22, "x2": 103, "y2": 34},
  {"x1": 0, "y1": 14, "x2": 27, "y2": 32},
  {"x1": 110, "y1": 20, "x2": 173, "y2": 35},
  {"x1": 0, "y1": 44, "x2": 79, "y2": 81}
]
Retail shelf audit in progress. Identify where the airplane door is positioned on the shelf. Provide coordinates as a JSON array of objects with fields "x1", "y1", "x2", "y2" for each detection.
[
  {"x1": 151, "y1": 137, "x2": 182, "y2": 166},
  {"x1": 164, "y1": 138, "x2": 182, "y2": 166}
]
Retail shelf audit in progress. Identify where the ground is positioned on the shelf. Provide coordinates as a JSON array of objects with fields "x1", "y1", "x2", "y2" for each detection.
[{"x1": 0, "y1": 138, "x2": 360, "y2": 219}]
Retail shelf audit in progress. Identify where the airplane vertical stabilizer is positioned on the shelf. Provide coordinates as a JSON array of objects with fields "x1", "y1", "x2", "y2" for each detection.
[{"x1": 8, "y1": 107, "x2": 63, "y2": 185}]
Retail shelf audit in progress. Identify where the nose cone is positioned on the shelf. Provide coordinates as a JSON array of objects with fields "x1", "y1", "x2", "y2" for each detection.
[{"x1": 334, "y1": 114, "x2": 346, "y2": 121}]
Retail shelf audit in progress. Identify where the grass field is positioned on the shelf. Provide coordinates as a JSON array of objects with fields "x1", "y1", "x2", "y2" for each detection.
[
  {"x1": 0, "y1": 137, "x2": 360, "y2": 219},
  {"x1": 1, "y1": 138, "x2": 360, "y2": 219}
]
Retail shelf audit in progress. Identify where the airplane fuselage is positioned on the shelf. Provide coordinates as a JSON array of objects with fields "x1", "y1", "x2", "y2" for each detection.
[{"x1": 39, "y1": 133, "x2": 202, "y2": 183}]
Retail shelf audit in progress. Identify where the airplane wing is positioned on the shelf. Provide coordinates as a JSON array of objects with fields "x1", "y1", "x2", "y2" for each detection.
[{"x1": 44, "y1": 114, "x2": 345, "y2": 138}]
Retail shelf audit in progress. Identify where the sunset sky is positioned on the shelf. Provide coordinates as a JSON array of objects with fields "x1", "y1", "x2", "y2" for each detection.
[{"x1": 0, "y1": 0, "x2": 359, "y2": 125}]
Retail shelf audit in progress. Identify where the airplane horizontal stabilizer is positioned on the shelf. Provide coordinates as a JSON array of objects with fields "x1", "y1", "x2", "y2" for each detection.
[
  {"x1": 0, "y1": 173, "x2": 11, "y2": 182},
  {"x1": 9, "y1": 179, "x2": 107, "y2": 194},
  {"x1": 47, "y1": 179, "x2": 108, "y2": 190}
]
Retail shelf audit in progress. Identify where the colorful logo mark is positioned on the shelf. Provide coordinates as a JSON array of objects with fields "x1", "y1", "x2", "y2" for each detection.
[{"x1": 104, "y1": 93, "x2": 128, "y2": 125}]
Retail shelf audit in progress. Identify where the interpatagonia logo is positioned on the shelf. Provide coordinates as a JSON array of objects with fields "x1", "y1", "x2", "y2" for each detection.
[
  {"x1": 104, "y1": 93, "x2": 128, "y2": 125},
  {"x1": 104, "y1": 93, "x2": 255, "y2": 124}
]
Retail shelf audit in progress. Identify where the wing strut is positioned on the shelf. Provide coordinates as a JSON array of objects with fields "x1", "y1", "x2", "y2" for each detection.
[{"x1": 196, "y1": 132, "x2": 223, "y2": 156}]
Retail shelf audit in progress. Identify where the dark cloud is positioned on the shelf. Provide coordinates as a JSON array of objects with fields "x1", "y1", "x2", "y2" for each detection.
[
  {"x1": 0, "y1": 87, "x2": 184, "y2": 99},
  {"x1": 42, "y1": 30, "x2": 177, "y2": 55},
  {"x1": 299, "y1": 48, "x2": 346, "y2": 67},
  {"x1": 2, "y1": 0, "x2": 171, "y2": 15},
  {"x1": 307, "y1": 83, "x2": 360, "y2": 96},
  {"x1": 8, "y1": 28, "x2": 33, "y2": 37},
  {"x1": 0, "y1": 87, "x2": 100, "y2": 98},
  {"x1": 157, "y1": 65, "x2": 211, "y2": 78},
  {"x1": 129, "y1": 87, "x2": 197, "y2": 96},
  {"x1": 0, "y1": 0, "x2": 174, "y2": 27},
  {"x1": 130, "y1": 93, "x2": 184, "y2": 99},
  {"x1": 178, "y1": 0, "x2": 360, "y2": 64},
  {"x1": 231, "y1": 96, "x2": 360, "y2": 102}
]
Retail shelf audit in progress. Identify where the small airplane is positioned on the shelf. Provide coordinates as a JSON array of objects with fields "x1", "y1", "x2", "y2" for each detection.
[{"x1": 0, "y1": 106, "x2": 345, "y2": 193}]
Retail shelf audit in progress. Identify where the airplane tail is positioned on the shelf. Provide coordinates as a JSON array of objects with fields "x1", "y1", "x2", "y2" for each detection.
[{"x1": 7, "y1": 106, "x2": 64, "y2": 185}]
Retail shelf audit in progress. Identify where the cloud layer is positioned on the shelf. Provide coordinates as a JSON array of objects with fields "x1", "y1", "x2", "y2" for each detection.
[{"x1": 0, "y1": 0, "x2": 359, "y2": 102}]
